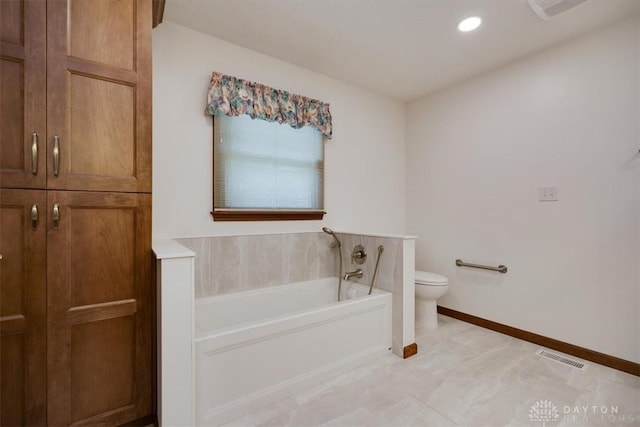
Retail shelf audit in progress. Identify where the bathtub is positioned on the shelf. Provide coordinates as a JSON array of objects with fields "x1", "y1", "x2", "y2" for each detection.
[{"x1": 194, "y1": 277, "x2": 392, "y2": 425}]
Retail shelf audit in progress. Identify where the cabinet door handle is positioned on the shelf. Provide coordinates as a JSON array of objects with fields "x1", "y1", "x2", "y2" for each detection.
[
  {"x1": 31, "y1": 204, "x2": 38, "y2": 229},
  {"x1": 52, "y1": 203, "x2": 60, "y2": 229},
  {"x1": 31, "y1": 132, "x2": 38, "y2": 175},
  {"x1": 53, "y1": 135, "x2": 60, "y2": 177}
]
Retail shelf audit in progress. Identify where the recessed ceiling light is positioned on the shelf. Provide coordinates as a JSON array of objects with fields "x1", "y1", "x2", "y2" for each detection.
[{"x1": 458, "y1": 16, "x2": 482, "y2": 32}]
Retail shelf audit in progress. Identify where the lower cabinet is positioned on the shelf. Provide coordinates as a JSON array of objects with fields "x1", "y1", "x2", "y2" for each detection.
[
  {"x1": 0, "y1": 189, "x2": 152, "y2": 425},
  {"x1": 0, "y1": 189, "x2": 47, "y2": 426}
]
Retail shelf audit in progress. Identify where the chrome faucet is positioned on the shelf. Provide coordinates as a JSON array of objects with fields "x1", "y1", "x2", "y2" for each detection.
[{"x1": 344, "y1": 268, "x2": 363, "y2": 281}]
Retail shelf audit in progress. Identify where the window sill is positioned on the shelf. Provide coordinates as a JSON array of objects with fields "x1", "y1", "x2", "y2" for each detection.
[{"x1": 211, "y1": 210, "x2": 326, "y2": 221}]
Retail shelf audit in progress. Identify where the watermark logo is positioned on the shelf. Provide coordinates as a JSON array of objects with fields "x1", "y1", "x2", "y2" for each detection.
[
  {"x1": 528, "y1": 401, "x2": 639, "y2": 425},
  {"x1": 529, "y1": 400, "x2": 560, "y2": 426}
]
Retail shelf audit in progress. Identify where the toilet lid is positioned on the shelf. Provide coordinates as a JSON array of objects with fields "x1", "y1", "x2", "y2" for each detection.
[{"x1": 415, "y1": 270, "x2": 448, "y2": 286}]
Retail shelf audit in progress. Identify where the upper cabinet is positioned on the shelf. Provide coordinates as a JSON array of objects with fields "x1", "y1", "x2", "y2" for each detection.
[
  {"x1": 0, "y1": 0, "x2": 46, "y2": 189},
  {"x1": 1, "y1": 0, "x2": 152, "y2": 193},
  {"x1": 46, "y1": 0, "x2": 152, "y2": 193}
]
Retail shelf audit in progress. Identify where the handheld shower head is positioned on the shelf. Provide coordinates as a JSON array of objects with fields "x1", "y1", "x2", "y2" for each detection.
[
  {"x1": 322, "y1": 227, "x2": 344, "y2": 301},
  {"x1": 322, "y1": 227, "x2": 341, "y2": 248}
]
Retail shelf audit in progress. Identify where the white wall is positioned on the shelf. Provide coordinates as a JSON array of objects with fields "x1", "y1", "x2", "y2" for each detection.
[
  {"x1": 152, "y1": 22, "x2": 406, "y2": 238},
  {"x1": 406, "y1": 17, "x2": 640, "y2": 363}
]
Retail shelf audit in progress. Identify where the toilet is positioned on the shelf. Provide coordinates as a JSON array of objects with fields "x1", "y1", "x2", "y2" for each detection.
[{"x1": 415, "y1": 270, "x2": 449, "y2": 328}]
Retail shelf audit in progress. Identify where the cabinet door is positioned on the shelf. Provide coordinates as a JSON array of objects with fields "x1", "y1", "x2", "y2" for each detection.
[
  {"x1": 0, "y1": 189, "x2": 47, "y2": 425},
  {"x1": 0, "y1": 0, "x2": 46, "y2": 188},
  {"x1": 47, "y1": 191, "x2": 152, "y2": 425},
  {"x1": 46, "y1": 0, "x2": 152, "y2": 193}
]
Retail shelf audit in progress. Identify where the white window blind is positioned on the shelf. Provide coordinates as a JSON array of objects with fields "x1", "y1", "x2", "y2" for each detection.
[{"x1": 213, "y1": 115, "x2": 324, "y2": 211}]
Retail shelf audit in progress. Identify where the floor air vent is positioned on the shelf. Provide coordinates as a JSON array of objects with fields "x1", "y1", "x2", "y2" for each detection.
[{"x1": 536, "y1": 349, "x2": 587, "y2": 370}]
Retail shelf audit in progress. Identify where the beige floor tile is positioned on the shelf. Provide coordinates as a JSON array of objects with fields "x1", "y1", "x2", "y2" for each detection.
[
  {"x1": 220, "y1": 397, "x2": 299, "y2": 427},
  {"x1": 424, "y1": 366, "x2": 507, "y2": 424},
  {"x1": 364, "y1": 396, "x2": 457, "y2": 427},
  {"x1": 319, "y1": 408, "x2": 374, "y2": 427}
]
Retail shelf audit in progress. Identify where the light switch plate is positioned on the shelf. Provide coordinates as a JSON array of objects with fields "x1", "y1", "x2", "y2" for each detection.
[{"x1": 539, "y1": 185, "x2": 559, "y2": 202}]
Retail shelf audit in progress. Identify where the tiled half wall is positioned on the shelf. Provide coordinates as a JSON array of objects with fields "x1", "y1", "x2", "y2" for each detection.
[{"x1": 177, "y1": 233, "x2": 337, "y2": 297}]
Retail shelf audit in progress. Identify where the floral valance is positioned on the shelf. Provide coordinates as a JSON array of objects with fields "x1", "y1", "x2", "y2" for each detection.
[{"x1": 206, "y1": 71, "x2": 332, "y2": 138}]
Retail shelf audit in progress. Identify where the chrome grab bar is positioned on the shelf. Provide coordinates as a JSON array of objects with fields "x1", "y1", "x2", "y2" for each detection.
[{"x1": 456, "y1": 259, "x2": 507, "y2": 273}]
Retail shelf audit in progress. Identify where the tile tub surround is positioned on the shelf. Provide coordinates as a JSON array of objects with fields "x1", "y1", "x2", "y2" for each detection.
[
  {"x1": 221, "y1": 315, "x2": 640, "y2": 427},
  {"x1": 177, "y1": 232, "x2": 337, "y2": 298},
  {"x1": 177, "y1": 231, "x2": 417, "y2": 358}
]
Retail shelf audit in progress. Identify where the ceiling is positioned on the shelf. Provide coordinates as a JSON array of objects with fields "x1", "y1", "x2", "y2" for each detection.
[{"x1": 164, "y1": 0, "x2": 640, "y2": 101}]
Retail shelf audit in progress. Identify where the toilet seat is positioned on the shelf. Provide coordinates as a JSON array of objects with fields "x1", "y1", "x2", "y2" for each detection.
[{"x1": 415, "y1": 270, "x2": 448, "y2": 286}]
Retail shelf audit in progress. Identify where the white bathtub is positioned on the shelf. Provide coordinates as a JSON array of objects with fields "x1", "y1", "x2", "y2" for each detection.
[{"x1": 194, "y1": 277, "x2": 392, "y2": 425}]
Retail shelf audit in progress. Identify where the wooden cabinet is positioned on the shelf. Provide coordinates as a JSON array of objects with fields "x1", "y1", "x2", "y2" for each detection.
[
  {"x1": 0, "y1": 0, "x2": 46, "y2": 189},
  {"x1": 0, "y1": 190, "x2": 47, "y2": 426},
  {"x1": 46, "y1": 0, "x2": 152, "y2": 193},
  {"x1": 0, "y1": 1, "x2": 153, "y2": 425},
  {"x1": 1, "y1": 0, "x2": 151, "y2": 192},
  {"x1": 0, "y1": 191, "x2": 152, "y2": 426},
  {"x1": 47, "y1": 192, "x2": 152, "y2": 425}
]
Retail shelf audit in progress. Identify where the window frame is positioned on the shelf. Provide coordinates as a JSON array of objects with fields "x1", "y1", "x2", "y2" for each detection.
[
  {"x1": 211, "y1": 116, "x2": 326, "y2": 222},
  {"x1": 211, "y1": 209, "x2": 325, "y2": 221}
]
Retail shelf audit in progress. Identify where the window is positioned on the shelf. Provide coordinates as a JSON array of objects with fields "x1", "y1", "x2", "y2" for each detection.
[{"x1": 213, "y1": 115, "x2": 325, "y2": 221}]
